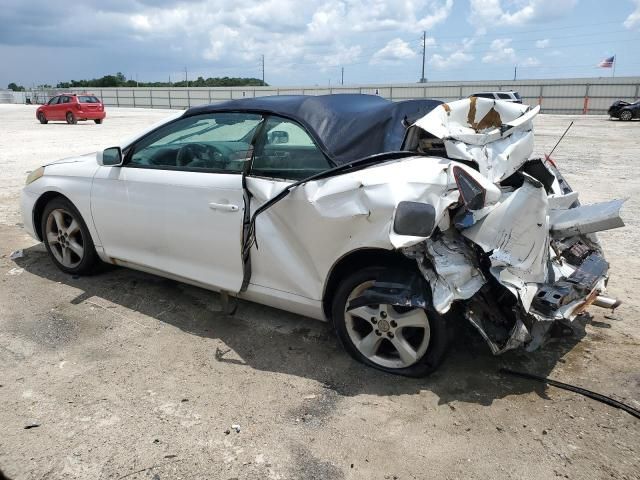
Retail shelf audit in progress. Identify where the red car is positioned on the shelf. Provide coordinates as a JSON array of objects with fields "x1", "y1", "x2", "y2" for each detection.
[{"x1": 36, "y1": 93, "x2": 106, "y2": 125}]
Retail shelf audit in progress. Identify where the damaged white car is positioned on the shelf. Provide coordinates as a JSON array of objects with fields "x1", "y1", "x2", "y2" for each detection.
[{"x1": 21, "y1": 95, "x2": 625, "y2": 377}]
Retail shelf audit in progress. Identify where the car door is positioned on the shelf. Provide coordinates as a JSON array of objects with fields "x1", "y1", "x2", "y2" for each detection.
[
  {"x1": 45, "y1": 96, "x2": 60, "y2": 119},
  {"x1": 58, "y1": 95, "x2": 72, "y2": 120},
  {"x1": 91, "y1": 112, "x2": 263, "y2": 292},
  {"x1": 244, "y1": 115, "x2": 334, "y2": 299}
]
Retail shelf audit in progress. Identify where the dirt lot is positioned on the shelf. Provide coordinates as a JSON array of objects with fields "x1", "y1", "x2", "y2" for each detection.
[{"x1": 0, "y1": 104, "x2": 638, "y2": 480}]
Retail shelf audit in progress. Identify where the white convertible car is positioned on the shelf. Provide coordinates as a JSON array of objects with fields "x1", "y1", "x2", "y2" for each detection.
[{"x1": 21, "y1": 95, "x2": 625, "y2": 376}]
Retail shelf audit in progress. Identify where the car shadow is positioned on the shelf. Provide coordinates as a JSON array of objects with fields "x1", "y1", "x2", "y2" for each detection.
[{"x1": 15, "y1": 243, "x2": 591, "y2": 405}]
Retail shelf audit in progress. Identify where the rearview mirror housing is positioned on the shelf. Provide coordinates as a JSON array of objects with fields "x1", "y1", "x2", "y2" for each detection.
[
  {"x1": 267, "y1": 130, "x2": 289, "y2": 145},
  {"x1": 97, "y1": 147, "x2": 123, "y2": 166}
]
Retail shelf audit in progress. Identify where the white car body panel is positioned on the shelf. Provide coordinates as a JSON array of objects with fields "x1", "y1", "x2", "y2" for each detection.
[
  {"x1": 22, "y1": 153, "x2": 102, "y2": 245},
  {"x1": 244, "y1": 156, "x2": 460, "y2": 303},
  {"x1": 414, "y1": 98, "x2": 540, "y2": 183},
  {"x1": 91, "y1": 166, "x2": 245, "y2": 292}
]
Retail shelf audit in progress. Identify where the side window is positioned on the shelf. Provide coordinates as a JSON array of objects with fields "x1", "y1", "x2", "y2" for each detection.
[
  {"x1": 61, "y1": 96, "x2": 71, "y2": 103},
  {"x1": 128, "y1": 112, "x2": 262, "y2": 172},
  {"x1": 473, "y1": 93, "x2": 495, "y2": 99},
  {"x1": 251, "y1": 116, "x2": 331, "y2": 180},
  {"x1": 48, "y1": 96, "x2": 59, "y2": 105},
  {"x1": 497, "y1": 93, "x2": 512, "y2": 100}
]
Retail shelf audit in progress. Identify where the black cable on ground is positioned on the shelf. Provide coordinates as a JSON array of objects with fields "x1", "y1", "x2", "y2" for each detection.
[{"x1": 499, "y1": 368, "x2": 640, "y2": 420}]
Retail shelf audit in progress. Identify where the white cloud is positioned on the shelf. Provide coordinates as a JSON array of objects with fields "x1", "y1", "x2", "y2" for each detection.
[
  {"x1": 430, "y1": 38, "x2": 475, "y2": 70},
  {"x1": 482, "y1": 38, "x2": 516, "y2": 63},
  {"x1": 469, "y1": 0, "x2": 577, "y2": 30},
  {"x1": 624, "y1": 0, "x2": 640, "y2": 28},
  {"x1": 431, "y1": 51, "x2": 474, "y2": 69},
  {"x1": 370, "y1": 38, "x2": 422, "y2": 64},
  {"x1": 521, "y1": 56, "x2": 540, "y2": 66},
  {"x1": 130, "y1": 15, "x2": 151, "y2": 32},
  {"x1": 535, "y1": 39, "x2": 550, "y2": 48}
]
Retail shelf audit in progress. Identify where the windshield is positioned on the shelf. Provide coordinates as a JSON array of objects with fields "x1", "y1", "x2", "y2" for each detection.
[{"x1": 161, "y1": 116, "x2": 260, "y2": 145}]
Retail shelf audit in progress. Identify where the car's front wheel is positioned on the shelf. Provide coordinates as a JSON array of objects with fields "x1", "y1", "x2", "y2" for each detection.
[
  {"x1": 94, "y1": 119, "x2": 103, "y2": 124},
  {"x1": 41, "y1": 197, "x2": 99, "y2": 275},
  {"x1": 37, "y1": 112, "x2": 48, "y2": 124},
  {"x1": 332, "y1": 266, "x2": 449, "y2": 377},
  {"x1": 619, "y1": 110, "x2": 633, "y2": 121}
]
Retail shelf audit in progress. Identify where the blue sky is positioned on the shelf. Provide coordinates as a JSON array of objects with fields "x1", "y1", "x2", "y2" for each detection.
[{"x1": 1, "y1": 0, "x2": 638, "y2": 87}]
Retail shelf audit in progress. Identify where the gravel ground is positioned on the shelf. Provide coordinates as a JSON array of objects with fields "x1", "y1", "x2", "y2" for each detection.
[{"x1": 0, "y1": 104, "x2": 638, "y2": 480}]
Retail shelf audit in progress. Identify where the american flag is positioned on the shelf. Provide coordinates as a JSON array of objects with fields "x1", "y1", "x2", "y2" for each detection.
[{"x1": 598, "y1": 55, "x2": 615, "y2": 68}]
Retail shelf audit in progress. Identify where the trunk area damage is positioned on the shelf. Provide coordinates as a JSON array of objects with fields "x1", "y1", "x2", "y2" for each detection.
[{"x1": 356, "y1": 98, "x2": 626, "y2": 354}]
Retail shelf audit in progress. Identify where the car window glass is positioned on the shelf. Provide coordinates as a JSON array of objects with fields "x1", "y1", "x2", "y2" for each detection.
[
  {"x1": 61, "y1": 96, "x2": 71, "y2": 103},
  {"x1": 497, "y1": 93, "x2": 511, "y2": 99},
  {"x1": 251, "y1": 115, "x2": 331, "y2": 181},
  {"x1": 78, "y1": 95, "x2": 100, "y2": 103},
  {"x1": 473, "y1": 93, "x2": 495, "y2": 99},
  {"x1": 48, "y1": 97, "x2": 59, "y2": 105},
  {"x1": 128, "y1": 112, "x2": 262, "y2": 172}
]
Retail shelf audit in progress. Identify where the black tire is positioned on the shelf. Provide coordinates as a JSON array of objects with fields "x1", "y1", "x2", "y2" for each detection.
[
  {"x1": 41, "y1": 197, "x2": 100, "y2": 275},
  {"x1": 620, "y1": 110, "x2": 633, "y2": 121},
  {"x1": 66, "y1": 112, "x2": 77, "y2": 124},
  {"x1": 38, "y1": 112, "x2": 48, "y2": 124},
  {"x1": 331, "y1": 266, "x2": 450, "y2": 377},
  {"x1": 94, "y1": 119, "x2": 103, "y2": 124}
]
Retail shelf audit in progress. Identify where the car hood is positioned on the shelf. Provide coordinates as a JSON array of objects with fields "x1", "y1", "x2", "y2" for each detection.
[{"x1": 43, "y1": 152, "x2": 100, "y2": 177}]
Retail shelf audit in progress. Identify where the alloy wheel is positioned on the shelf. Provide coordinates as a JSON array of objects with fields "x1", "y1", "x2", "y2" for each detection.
[
  {"x1": 620, "y1": 110, "x2": 632, "y2": 121},
  {"x1": 45, "y1": 208, "x2": 85, "y2": 268},
  {"x1": 344, "y1": 281, "x2": 431, "y2": 369}
]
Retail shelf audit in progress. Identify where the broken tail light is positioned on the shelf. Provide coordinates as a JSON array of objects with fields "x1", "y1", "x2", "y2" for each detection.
[{"x1": 453, "y1": 166, "x2": 486, "y2": 211}]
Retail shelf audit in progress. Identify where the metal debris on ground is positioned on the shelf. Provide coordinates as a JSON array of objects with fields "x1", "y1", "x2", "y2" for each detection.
[
  {"x1": 6, "y1": 267, "x2": 24, "y2": 276},
  {"x1": 231, "y1": 424, "x2": 241, "y2": 433},
  {"x1": 9, "y1": 249, "x2": 23, "y2": 260}
]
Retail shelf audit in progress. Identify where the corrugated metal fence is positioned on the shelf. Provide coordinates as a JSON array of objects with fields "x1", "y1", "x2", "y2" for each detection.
[{"x1": 20, "y1": 77, "x2": 640, "y2": 115}]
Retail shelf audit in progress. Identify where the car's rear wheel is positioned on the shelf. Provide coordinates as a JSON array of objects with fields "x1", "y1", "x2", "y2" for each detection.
[
  {"x1": 620, "y1": 110, "x2": 633, "y2": 121},
  {"x1": 66, "y1": 112, "x2": 77, "y2": 124},
  {"x1": 94, "y1": 119, "x2": 103, "y2": 124},
  {"x1": 331, "y1": 266, "x2": 449, "y2": 377},
  {"x1": 41, "y1": 197, "x2": 99, "y2": 275},
  {"x1": 38, "y1": 112, "x2": 48, "y2": 124}
]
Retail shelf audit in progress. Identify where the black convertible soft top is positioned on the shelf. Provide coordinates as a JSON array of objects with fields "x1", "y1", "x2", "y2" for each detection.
[{"x1": 185, "y1": 94, "x2": 442, "y2": 165}]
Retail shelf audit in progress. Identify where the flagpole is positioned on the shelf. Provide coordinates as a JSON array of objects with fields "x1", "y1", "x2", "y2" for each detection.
[{"x1": 612, "y1": 55, "x2": 616, "y2": 78}]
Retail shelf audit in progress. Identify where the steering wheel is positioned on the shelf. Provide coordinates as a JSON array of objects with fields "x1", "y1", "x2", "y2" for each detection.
[{"x1": 176, "y1": 143, "x2": 225, "y2": 169}]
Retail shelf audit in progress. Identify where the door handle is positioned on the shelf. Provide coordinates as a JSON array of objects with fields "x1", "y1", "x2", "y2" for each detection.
[{"x1": 209, "y1": 202, "x2": 239, "y2": 212}]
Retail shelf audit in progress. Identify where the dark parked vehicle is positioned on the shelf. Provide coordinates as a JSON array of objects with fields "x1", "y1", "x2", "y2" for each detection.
[{"x1": 608, "y1": 100, "x2": 640, "y2": 121}]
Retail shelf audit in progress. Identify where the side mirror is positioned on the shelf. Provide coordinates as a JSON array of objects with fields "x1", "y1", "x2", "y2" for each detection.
[
  {"x1": 267, "y1": 130, "x2": 289, "y2": 145},
  {"x1": 97, "y1": 147, "x2": 123, "y2": 166},
  {"x1": 393, "y1": 201, "x2": 436, "y2": 237}
]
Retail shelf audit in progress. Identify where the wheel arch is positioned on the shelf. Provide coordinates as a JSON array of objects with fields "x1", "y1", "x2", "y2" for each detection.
[
  {"x1": 32, "y1": 191, "x2": 74, "y2": 241},
  {"x1": 321, "y1": 247, "x2": 414, "y2": 320}
]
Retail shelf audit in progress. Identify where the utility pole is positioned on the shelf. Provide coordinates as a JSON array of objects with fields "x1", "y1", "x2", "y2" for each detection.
[
  {"x1": 185, "y1": 67, "x2": 188, "y2": 88},
  {"x1": 420, "y1": 31, "x2": 427, "y2": 83},
  {"x1": 260, "y1": 55, "x2": 265, "y2": 86},
  {"x1": 341, "y1": 67, "x2": 344, "y2": 85},
  {"x1": 513, "y1": 64, "x2": 517, "y2": 81}
]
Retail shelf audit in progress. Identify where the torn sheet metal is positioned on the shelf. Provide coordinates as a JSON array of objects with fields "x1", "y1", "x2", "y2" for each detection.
[
  {"x1": 403, "y1": 231, "x2": 485, "y2": 314},
  {"x1": 462, "y1": 175, "x2": 550, "y2": 309},
  {"x1": 413, "y1": 97, "x2": 540, "y2": 183},
  {"x1": 549, "y1": 199, "x2": 626, "y2": 238}
]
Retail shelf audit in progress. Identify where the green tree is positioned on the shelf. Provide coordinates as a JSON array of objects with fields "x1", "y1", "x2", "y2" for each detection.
[{"x1": 7, "y1": 82, "x2": 25, "y2": 91}]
